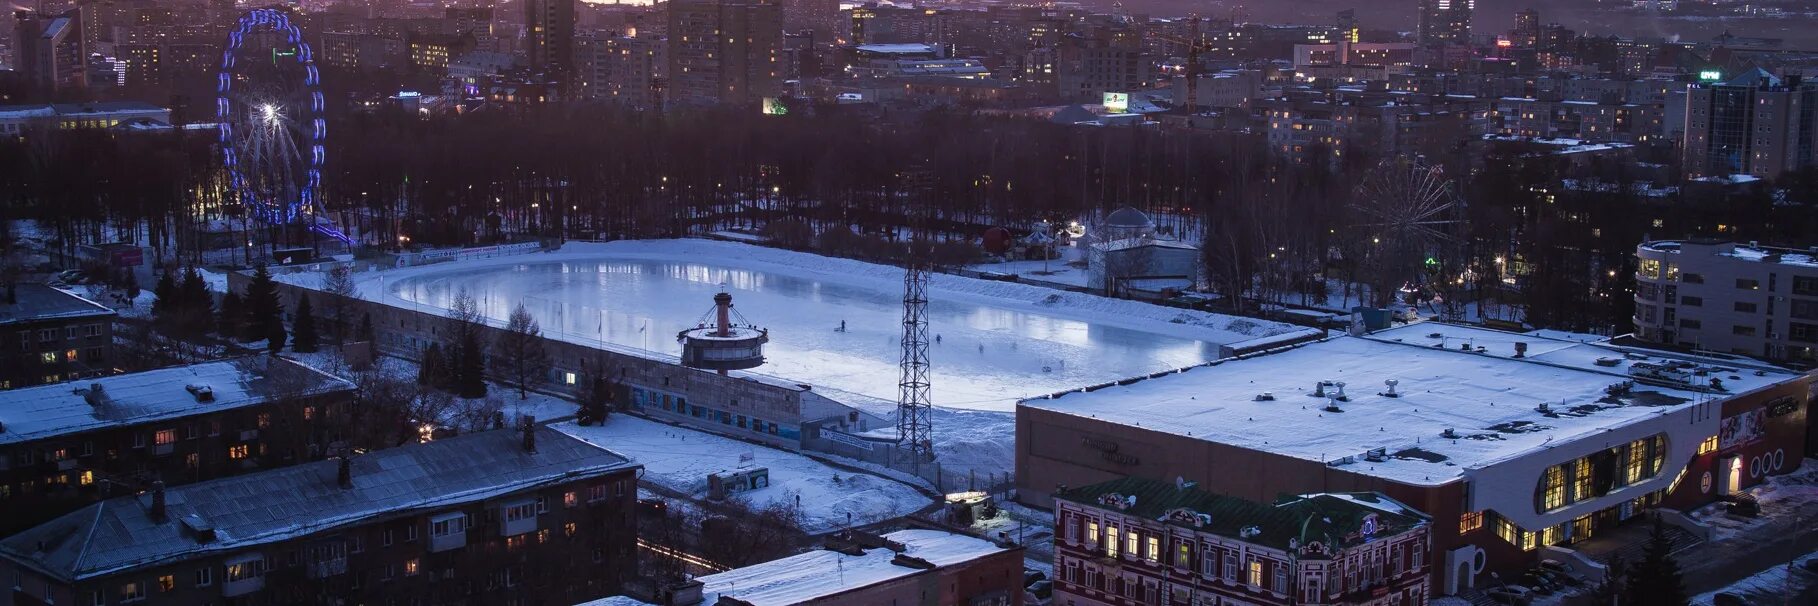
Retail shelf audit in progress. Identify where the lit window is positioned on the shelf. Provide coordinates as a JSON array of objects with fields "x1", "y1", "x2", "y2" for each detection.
[
  {"x1": 1698, "y1": 435, "x2": 1718, "y2": 455},
  {"x1": 1248, "y1": 560, "x2": 1264, "y2": 587},
  {"x1": 404, "y1": 559, "x2": 419, "y2": 576},
  {"x1": 1459, "y1": 511, "x2": 1484, "y2": 534},
  {"x1": 228, "y1": 444, "x2": 250, "y2": 459},
  {"x1": 156, "y1": 575, "x2": 174, "y2": 592},
  {"x1": 155, "y1": 429, "x2": 176, "y2": 446},
  {"x1": 565, "y1": 372, "x2": 577, "y2": 385}
]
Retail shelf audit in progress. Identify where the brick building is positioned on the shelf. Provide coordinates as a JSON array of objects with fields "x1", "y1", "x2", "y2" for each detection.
[
  {"x1": 0, "y1": 284, "x2": 116, "y2": 390},
  {"x1": 0, "y1": 356, "x2": 356, "y2": 536},
  {"x1": 0, "y1": 424, "x2": 641, "y2": 606},
  {"x1": 581, "y1": 528, "x2": 1025, "y2": 605},
  {"x1": 1017, "y1": 323, "x2": 1812, "y2": 597},
  {"x1": 1053, "y1": 477, "x2": 1431, "y2": 606}
]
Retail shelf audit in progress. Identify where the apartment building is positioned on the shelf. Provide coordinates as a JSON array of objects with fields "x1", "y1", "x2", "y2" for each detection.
[
  {"x1": 0, "y1": 424, "x2": 641, "y2": 606},
  {"x1": 1634, "y1": 239, "x2": 1818, "y2": 363},
  {"x1": 0, "y1": 284, "x2": 116, "y2": 389},
  {"x1": 1682, "y1": 69, "x2": 1818, "y2": 179},
  {"x1": 0, "y1": 356, "x2": 356, "y2": 536}
]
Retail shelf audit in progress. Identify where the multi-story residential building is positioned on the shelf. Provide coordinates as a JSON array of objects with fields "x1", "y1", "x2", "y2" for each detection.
[
  {"x1": 1682, "y1": 69, "x2": 1818, "y2": 179},
  {"x1": 526, "y1": 0, "x2": 577, "y2": 81},
  {"x1": 582, "y1": 528, "x2": 1025, "y2": 605},
  {"x1": 1492, "y1": 98, "x2": 1665, "y2": 144},
  {"x1": 318, "y1": 32, "x2": 408, "y2": 71},
  {"x1": 1017, "y1": 322, "x2": 1812, "y2": 597},
  {"x1": 1259, "y1": 91, "x2": 1491, "y2": 162},
  {"x1": 1055, "y1": 36, "x2": 1146, "y2": 103},
  {"x1": 13, "y1": 8, "x2": 87, "y2": 97},
  {"x1": 0, "y1": 284, "x2": 115, "y2": 388},
  {"x1": 666, "y1": 0, "x2": 782, "y2": 106},
  {"x1": 0, "y1": 356, "x2": 356, "y2": 536},
  {"x1": 1633, "y1": 240, "x2": 1818, "y2": 363},
  {"x1": 576, "y1": 32, "x2": 666, "y2": 107},
  {"x1": 1416, "y1": 0, "x2": 1472, "y2": 48},
  {"x1": 1053, "y1": 477, "x2": 1432, "y2": 606},
  {"x1": 0, "y1": 424, "x2": 641, "y2": 606}
]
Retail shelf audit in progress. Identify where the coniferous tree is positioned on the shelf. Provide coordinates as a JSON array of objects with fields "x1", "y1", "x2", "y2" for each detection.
[
  {"x1": 218, "y1": 292, "x2": 244, "y2": 337},
  {"x1": 419, "y1": 343, "x2": 445, "y2": 386},
  {"x1": 266, "y1": 321, "x2": 287, "y2": 355},
  {"x1": 456, "y1": 329, "x2": 487, "y2": 398},
  {"x1": 178, "y1": 267, "x2": 212, "y2": 335},
  {"x1": 123, "y1": 271, "x2": 140, "y2": 302},
  {"x1": 243, "y1": 264, "x2": 284, "y2": 343},
  {"x1": 1625, "y1": 517, "x2": 1688, "y2": 606},
  {"x1": 292, "y1": 295, "x2": 319, "y2": 353},
  {"x1": 151, "y1": 270, "x2": 177, "y2": 322}
]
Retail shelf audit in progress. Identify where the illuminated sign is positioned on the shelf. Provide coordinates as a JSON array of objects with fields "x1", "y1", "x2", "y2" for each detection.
[
  {"x1": 1103, "y1": 92, "x2": 1129, "y2": 113},
  {"x1": 761, "y1": 97, "x2": 788, "y2": 116},
  {"x1": 1699, "y1": 70, "x2": 1723, "y2": 82}
]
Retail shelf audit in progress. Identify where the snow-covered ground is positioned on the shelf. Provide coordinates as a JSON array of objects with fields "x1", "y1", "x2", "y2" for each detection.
[
  {"x1": 1692, "y1": 550, "x2": 1818, "y2": 605},
  {"x1": 553, "y1": 416, "x2": 930, "y2": 534},
  {"x1": 293, "y1": 239, "x2": 1316, "y2": 414},
  {"x1": 967, "y1": 242, "x2": 1089, "y2": 288},
  {"x1": 1688, "y1": 460, "x2": 1818, "y2": 541}
]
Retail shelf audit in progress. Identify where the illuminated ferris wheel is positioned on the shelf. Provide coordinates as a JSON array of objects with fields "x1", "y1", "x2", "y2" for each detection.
[{"x1": 216, "y1": 8, "x2": 346, "y2": 243}]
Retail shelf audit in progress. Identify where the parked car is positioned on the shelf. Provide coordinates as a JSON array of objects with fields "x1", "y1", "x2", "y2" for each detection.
[
  {"x1": 1538, "y1": 559, "x2": 1574, "y2": 577},
  {"x1": 1712, "y1": 592, "x2": 1751, "y2": 606},
  {"x1": 1725, "y1": 497, "x2": 1761, "y2": 517},
  {"x1": 1519, "y1": 572, "x2": 1559, "y2": 594},
  {"x1": 1028, "y1": 580, "x2": 1052, "y2": 599},
  {"x1": 1485, "y1": 585, "x2": 1534, "y2": 605},
  {"x1": 1535, "y1": 566, "x2": 1582, "y2": 587},
  {"x1": 1023, "y1": 570, "x2": 1046, "y2": 587}
]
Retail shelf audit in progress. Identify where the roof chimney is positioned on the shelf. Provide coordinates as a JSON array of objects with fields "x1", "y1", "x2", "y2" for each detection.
[
  {"x1": 149, "y1": 481, "x2": 167, "y2": 522},
  {"x1": 521, "y1": 415, "x2": 537, "y2": 453},
  {"x1": 337, "y1": 456, "x2": 352, "y2": 489},
  {"x1": 82, "y1": 383, "x2": 107, "y2": 408}
]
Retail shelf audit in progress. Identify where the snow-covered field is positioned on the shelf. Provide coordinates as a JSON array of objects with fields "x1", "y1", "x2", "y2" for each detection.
[
  {"x1": 312, "y1": 239, "x2": 1315, "y2": 414},
  {"x1": 553, "y1": 416, "x2": 930, "y2": 534}
]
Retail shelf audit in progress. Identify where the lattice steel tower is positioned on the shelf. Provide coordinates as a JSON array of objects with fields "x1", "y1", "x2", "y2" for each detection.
[{"x1": 896, "y1": 169, "x2": 935, "y2": 467}]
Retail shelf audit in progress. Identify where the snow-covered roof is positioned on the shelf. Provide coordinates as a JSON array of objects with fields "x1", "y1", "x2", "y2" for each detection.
[
  {"x1": 685, "y1": 530, "x2": 1013, "y2": 606},
  {"x1": 1020, "y1": 323, "x2": 1803, "y2": 486},
  {"x1": 0, "y1": 356, "x2": 356, "y2": 446},
  {"x1": 1058, "y1": 477, "x2": 1427, "y2": 552},
  {"x1": 0, "y1": 426, "x2": 637, "y2": 582},
  {"x1": 0, "y1": 283, "x2": 115, "y2": 327},
  {"x1": 1641, "y1": 240, "x2": 1818, "y2": 269}
]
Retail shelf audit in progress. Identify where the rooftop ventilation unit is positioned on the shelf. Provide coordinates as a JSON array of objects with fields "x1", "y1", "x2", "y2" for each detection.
[
  {"x1": 185, "y1": 384, "x2": 214, "y2": 403},
  {"x1": 1380, "y1": 379, "x2": 1400, "y2": 398},
  {"x1": 1253, "y1": 392, "x2": 1275, "y2": 401}
]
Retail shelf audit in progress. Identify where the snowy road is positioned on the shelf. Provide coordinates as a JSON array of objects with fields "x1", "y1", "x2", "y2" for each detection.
[{"x1": 370, "y1": 239, "x2": 1314, "y2": 413}]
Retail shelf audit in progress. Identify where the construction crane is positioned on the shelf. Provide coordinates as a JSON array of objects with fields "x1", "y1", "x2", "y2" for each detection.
[{"x1": 1147, "y1": 14, "x2": 1211, "y2": 113}]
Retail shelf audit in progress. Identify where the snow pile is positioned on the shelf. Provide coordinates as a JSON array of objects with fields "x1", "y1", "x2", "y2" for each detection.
[
  {"x1": 1688, "y1": 460, "x2": 1818, "y2": 541},
  {"x1": 553, "y1": 417, "x2": 929, "y2": 534}
]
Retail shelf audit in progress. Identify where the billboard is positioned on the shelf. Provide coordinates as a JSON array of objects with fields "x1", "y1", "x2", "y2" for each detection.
[{"x1": 1103, "y1": 92, "x2": 1129, "y2": 113}]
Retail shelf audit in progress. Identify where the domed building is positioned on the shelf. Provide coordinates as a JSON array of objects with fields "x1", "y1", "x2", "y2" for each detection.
[{"x1": 1086, "y1": 206, "x2": 1200, "y2": 297}]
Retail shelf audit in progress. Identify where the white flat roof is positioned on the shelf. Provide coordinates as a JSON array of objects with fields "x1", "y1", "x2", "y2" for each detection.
[
  {"x1": 1021, "y1": 323, "x2": 1804, "y2": 486},
  {"x1": 0, "y1": 357, "x2": 356, "y2": 446},
  {"x1": 680, "y1": 530, "x2": 1009, "y2": 606}
]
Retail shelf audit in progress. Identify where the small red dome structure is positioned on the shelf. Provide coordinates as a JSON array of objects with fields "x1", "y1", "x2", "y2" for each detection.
[{"x1": 982, "y1": 226, "x2": 1013, "y2": 254}]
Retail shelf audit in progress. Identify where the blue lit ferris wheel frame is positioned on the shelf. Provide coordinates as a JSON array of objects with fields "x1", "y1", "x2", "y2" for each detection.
[{"x1": 216, "y1": 8, "x2": 325, "y2": 226}]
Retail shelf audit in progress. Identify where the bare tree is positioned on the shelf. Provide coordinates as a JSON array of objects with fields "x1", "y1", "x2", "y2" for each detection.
[
  {"x1": 320, "y1": 264, "x2": 359, "y2": 343},
  {"x1": 493, "y1": 303, "x2": 550, "y2": 399}
]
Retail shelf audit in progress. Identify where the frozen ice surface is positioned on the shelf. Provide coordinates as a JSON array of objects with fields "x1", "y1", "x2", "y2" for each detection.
[{"x1": 336, "y1": 239, "x2": 1315, "y2": 413}]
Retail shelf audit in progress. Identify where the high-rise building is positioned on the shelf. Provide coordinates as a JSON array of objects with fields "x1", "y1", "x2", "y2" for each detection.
[
  {"x1": 1511, "y1": 8, "x2": 1539, "y2": 48},
  {"x1": 525, "y1": 0, "x2": 575, "y2": 80},
  {"x1": 1682, "y1": 69, "x2": 1818, "y2": 179},
  {"x1": 779, "y1": 0, "x2": 837, "y2": 39},
  {"x1": 13, "y1": 9, "x2": 88, "y2": 97},
  {"x1": 1335, "y1": 8, "x2": 1357, "y2": 44},
  {"x1": 666, "y1": 0, "x2": 782, "y2": 106},
  {"x1": 576, "y1": 32, "x2": 666, "y2": 107},
  {"x1": 1416, "y1": 0, "x2": 1472, "y2": 48}
]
